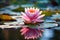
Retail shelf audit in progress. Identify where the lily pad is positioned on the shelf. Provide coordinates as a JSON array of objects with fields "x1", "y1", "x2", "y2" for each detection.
[{"x1": 12, "y1": 7, "x2": 24, "y2": 12}]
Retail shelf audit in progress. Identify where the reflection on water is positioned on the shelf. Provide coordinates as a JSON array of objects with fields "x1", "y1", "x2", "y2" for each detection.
[
  {"x1": 41, "y1": 29, "x2": 54, "y2": 40},
  {"x1": 0, "y1": 0, "x2": 60, "y2": 40}
]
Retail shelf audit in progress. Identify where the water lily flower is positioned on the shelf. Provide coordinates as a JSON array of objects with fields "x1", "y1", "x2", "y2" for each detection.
[
  {"x1": 20, "y1": 27, "x2": 43, "y2": 39},
  {"x1": 20, "y1": 7, "x2": 45, "y2": 39},
  {"x1": 21, "y1": 7, "x2": 45, "y2": 24}
]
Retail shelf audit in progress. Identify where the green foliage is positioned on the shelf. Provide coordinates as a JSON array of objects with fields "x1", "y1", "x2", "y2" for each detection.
[
  {"x1": 42, "y1": 11, "x2": 55, "y2": 16},
  {"x1": 26, "y1": 24, "x2": 37, "y2": 28},
  {"x1": 12, "y1": 7, "x2": 24, "y2": 12}
]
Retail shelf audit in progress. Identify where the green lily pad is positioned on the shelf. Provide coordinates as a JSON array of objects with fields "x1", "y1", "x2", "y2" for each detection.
[
  {"x1": 12, "y1": 7, "x2": 24, "y2": 12},
  {"x1": 42, "y1": 11, "x2": 55, "y2": 16},
  {"x1": 26, "y1": 24, "x2": 37, "y2": 28}
]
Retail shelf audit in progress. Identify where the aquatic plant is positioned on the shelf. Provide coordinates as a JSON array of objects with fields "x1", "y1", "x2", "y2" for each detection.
[
  {"x1": 21, "y1": 7, "x2": 45, "y2": 24},
  {"x1": 20, "y1": 7, "x2": 45, "y2": 39}
]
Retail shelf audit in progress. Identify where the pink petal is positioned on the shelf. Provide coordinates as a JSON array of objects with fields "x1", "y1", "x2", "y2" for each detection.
[
  {"x1": 33, "y1": 11, "x2": 42, "y2": 19},
  {"x1": 35, "y1": 8, "x2": 39, "y2": 12},
  {"x1": 21, "y1": 12, "x2": 31, "y2": 22},
  {"x1": 37, "y1": 14, "x2": 45, "y2": 19},
  {"x1": 21, "y1": 28, "x2": 29, "y2": 35},
  {"x1": 20, "y1": 27, "x2": 27, "y2": 32},
  {"x1": 36, "y1": 20, "x2": 44, "y2": 22},
  {"x1": 22, "y1": 16, "x2": 30, "y2": 21},
  {"x1": 26, "y1": 11, "x2": 35, "y2": 17}
]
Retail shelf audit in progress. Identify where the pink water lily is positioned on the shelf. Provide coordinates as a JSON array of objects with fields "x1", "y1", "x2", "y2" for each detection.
[
  {"x1": 21, "y1": 7, "x2": 45, "y2": 24},
  {"x1": 20, "y1": 7, "x2": 45, "y2": 39},
  {"x1": 20, "y1": 27, "x2": 43, "y2": 39}
]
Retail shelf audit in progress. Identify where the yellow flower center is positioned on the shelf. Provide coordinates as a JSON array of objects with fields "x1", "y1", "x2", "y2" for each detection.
[{"x1": 29, "y1": 9, "x2": 35, "y2": 14}]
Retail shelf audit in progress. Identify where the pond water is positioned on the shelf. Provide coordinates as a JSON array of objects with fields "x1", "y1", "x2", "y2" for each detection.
[{"x1": 0, "y1": 4, "x2": 60, "y2": 40}]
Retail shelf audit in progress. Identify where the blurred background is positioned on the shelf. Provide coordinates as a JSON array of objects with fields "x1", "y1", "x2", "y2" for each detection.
[{"x1": 0, "y1": 0, "x2": 60, "y2": 40}]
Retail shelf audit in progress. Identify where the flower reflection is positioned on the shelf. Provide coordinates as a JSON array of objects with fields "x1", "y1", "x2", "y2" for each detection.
[{"x1": 20, "y1": 27, "x2": 43, "y2": 39}]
